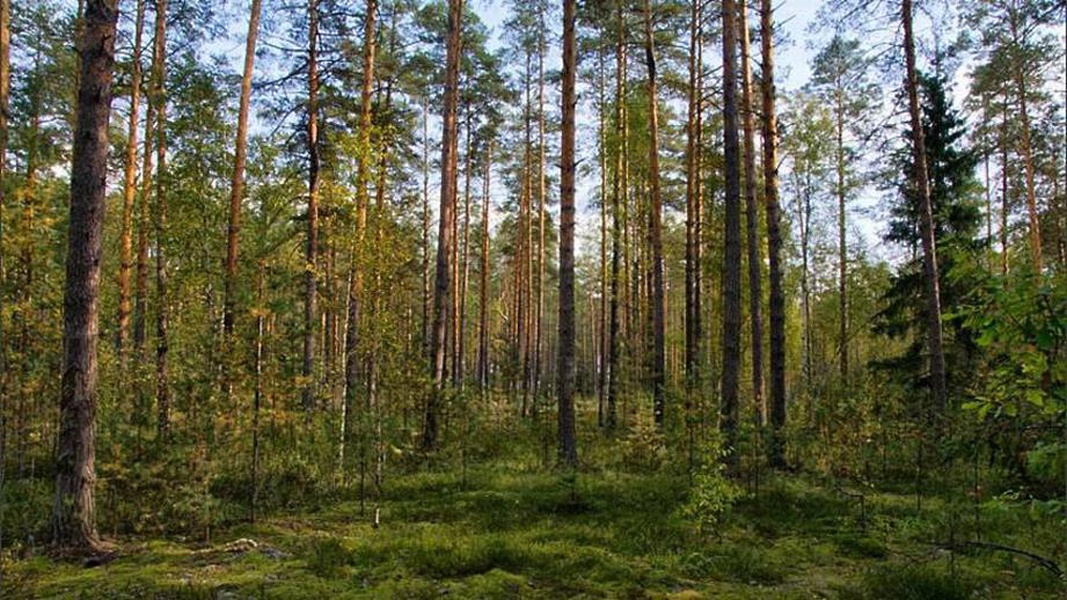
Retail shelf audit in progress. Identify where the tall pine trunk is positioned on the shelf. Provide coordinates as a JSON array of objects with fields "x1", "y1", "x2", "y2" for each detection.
[
  {"x1": 761, "y1": 0, "x2": 787, "y2": 468},
  {"x1": 477, "y1": 138, "x2": 493, "y2": 390},
  {"x1": 558, "y1": 0, "x2": 578, "y2": 466},
  {"x1": 53, "y1": 0, "x2": 118, "y2": 551},
  {"x1": 902, "y1": 0, "x2": 948, "y2": 415},
  {"x1": 606, "y1": 5, "x2": 626, "y2": 432},
  {"x1": 425, "y1": 0, "x2": 464, "y2": 451},
  {"x1": 739, "y1": 2, "x2": 765, "y2": 425},
  {"x1": 1008, "y1": 8, "x2": 1042, "y2": 272},
  {"x1": 834, "y1": 84, "x2": 849, "y2": 382},
  {"x1": 152, "y1": 0, "x2": 170, "y2": 437},
  {"x1": 720, "y1": 0, "x2": 742, "y2": 471},
  {"x1": 222, "y1": 0, "x2": 263, "y2": 346},
  {"x1": 342, "y1": 0, "x2": 376, "y2": 463},
  {"x1": 302, "y1": 0, "x2": 321, "y2": 414},
  {"x1": 643, "y1": 0, "x2": 666, "y2": 427},
  {"x1": 116, "y1": 0, "x2": 145, "y2": 365}
]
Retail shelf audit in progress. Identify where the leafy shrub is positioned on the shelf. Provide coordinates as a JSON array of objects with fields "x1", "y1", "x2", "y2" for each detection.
[
  {"x1": 620, "y1": 409, "x2": 668, "y2": 472},
  {"x1": 680, "y1": 460, "x2": 743, "y2": 536}
]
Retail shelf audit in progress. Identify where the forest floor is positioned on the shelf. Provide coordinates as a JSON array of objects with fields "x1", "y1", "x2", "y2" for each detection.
[{"x1": 3, "y1": 418, "x2": 1066, "y2": 599}]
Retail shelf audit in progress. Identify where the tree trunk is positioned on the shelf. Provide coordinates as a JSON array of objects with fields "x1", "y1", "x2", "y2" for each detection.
[
  {"x1": 558, "y1": 0, "x2": 579, "y2": 466},
  {"x1": 999, "y1": 98, "x2": 1009, "y2": 275},
  {"x1": 303, "y1": 0, "x2": 321, "y2": 414},
  {"x1": 52, "y1": 0, "x2": 118, "y2": 551},
  {"x1": 422, "y1": 98, "x2": 431, "y2": 357},
  {"x1": 902, "y1": 0, "x2": 948, "y2": 415},
  {"x1": 250, "y1": 262, "x2": 265, "y2": 523},
  {"x1": 684, "y1": 0, "x2": 702, "y2": 409},
  {"x1": 0, "y1": 0, "x2": 10, "y2": 478},
  {"x1": 606, "y1": 5, "x2": 626, "y2": 432},
  {"x1": 533, "y1": 19, "x2": 547, "y2": 403},
  {"x1": 152, "y1": 0, "x2": 170, "y2": 438},
  {"x1": 458, "y1": 111, "x2": 473, "y2": 388},
  {"x1": 222, "y1": 0, "x2": 263, "y2": 344},
  {"x1": 597, "y1": 46, "x2": 608, "y2": 427},
  {"x1": 1008, "y1": 8, "x2": 1042, "y2": 272},
  {"x1": 761, "y1": 0, "x2": 787, "y2": 468},
  {"x1": 134, "y1": 26, "x2": 158, "y2": 416},
  {"x1": 425, "y1": 0, "x2": 463, "y2": 451},
  {"x1": 116, "y1": 0, "x2": 145, "y2": 365},
  {"x1": 342, "y1": 0, "x2": 376, "y2": 462},
  {"x1": 477, "y1": 138, "x2": 493, "y2": 390},
  {"x1": 739, "y1": 1, "x2": 765, "y2": 426},
  {"x1": 720, "y1": 0, "x2": 742, "y2": 471},
  {"x1": 643, "y1": 0, "x2": 666, "y2": 428},
  {"x1": 835, "y1": 84, "x2": 849, "y2": 382}
]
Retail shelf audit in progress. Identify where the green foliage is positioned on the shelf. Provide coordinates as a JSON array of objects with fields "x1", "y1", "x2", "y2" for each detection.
[
  {"x1": 619, "y1": 407, "x2": 667, "y2": 472},
  {"x1": 959, "y1": 270, "x2": 1066, "y2": 420},
  {"x1": 680, "y1": 457, "x2": 744, "y2": 536}
]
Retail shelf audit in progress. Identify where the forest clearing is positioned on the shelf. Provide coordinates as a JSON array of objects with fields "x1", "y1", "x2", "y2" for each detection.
[{"x1": 0, "y1": 0, "x2": 1064, "y2": 598}]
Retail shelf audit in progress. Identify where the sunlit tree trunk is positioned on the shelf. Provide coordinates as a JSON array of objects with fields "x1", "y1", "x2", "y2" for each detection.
[
  {"x1": 1008, "y1": 7, "x2": 1042, "y2": 271},
  {"x1": 342, "y1": 0, "x2": 377, "y2": 462},
  {"x1": 152, "y1": 0, "x2": 170, "y2": 438},
  {"x1": 902, "y1": 0, "x2": 948, "y2": 415},
  {"x1": 53, "y1": 0, "x2": 118, "y2": 551},
  {"x1": 598, "y1": 46, "x2": 608, "y2": 427},
  {"x1": 643, "y1": 0, "x2": 666, "y2": 428},
  {"x1": 834, "y1": 79, "x2": 849, "y2": 382},
  {"x1": 606, "y1": 5, "x2": 626, "y2": 432},
  {"x1": 116, "y1": 0, "x2": 145, "y2": 365},
  {"x1": 533, "y1": 19, "x2": 547, "y2": 403},
  {"x1": 684, "y1": 0, "x2": 703, "y2": 464},
  {"x1": 0, "y1": 0, "x2": 11, "y2": 481},
  {"x1": 134, "y1": 11, "x2": 159, "y2": 418},
  {"x1": 425, "y1": 0, "x2": 463, "y2": 451},
  {"x1": 303, "y1": 0, "x2": 321, "y2": 414},
  {"x1": 762, "y1": 0, "x2": 787, "y2": 468},
  {"x1": 739, "y1": 1, "x2": 765, "y2": 426},
  {"x1": 222, "y1": 0, "x2": 263, "y2": 351},
  {"x1": 720, "y1": 0, "x2": 742, "y2": 471},
  {"x1": 558, "y1": 0, "x2": 578, "y2": 466},
  {"x1": 477, "y1": 138, "x2": 493, "y2": 390}
]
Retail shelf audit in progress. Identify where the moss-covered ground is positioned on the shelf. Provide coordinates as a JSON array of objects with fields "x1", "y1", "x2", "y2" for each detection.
[
  {"x1": 5, "y1": 454, "x2": 1065, "y2": 599},
  {"x1": 2, "y1": 405, "x2": 1067, "y2": 597}
]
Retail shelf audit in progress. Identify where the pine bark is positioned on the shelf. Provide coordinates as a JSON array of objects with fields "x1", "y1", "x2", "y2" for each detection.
[
  {"x1": 606, "y1": 5, "x2": 626, "y2": 432},
  {"x1": 533, "y1": 19, "x2": 547, "y2": 402},
  {"x1": 116, "y1": 0, "x2": 145, "y2": 365},
  {"x1": 477, "y1": 138, "x2": 493, "y2": 390},
  {"x1": 902, "y1": 0, "x2": 948, "y2": 415},
  {"x1": 761, "y1": 0, "x2": 787, "y2": 468},
  {"x1": 720, "y1": 0, "x2": 742, "y2": 470},
  {"x1": 834, "y1": 82, "x2": 849, "y2": 382},
  {"x1": 643, "y1": 0, "x2": 666, "y2": 427},
  {"x1": 342, "y1": 0, "x2": 376, "y2": 458},
  {"x1": 558, "y1": 0, "x2": 578, "y2": 466},
  {"x1": 222, "y1": 0, "x2": 264, "y2": 341},
  {"x1": 52, "y1": 0, "x2": 118, "y2": 551},
  {"x1": 425, "y1": 0, "x2": 464, "y2": 451},
  {"x1": 0, "y1": 0, "x2": 10, "y2": 433},
  {"x1": 1008, "y1": 8, "x2": 1042, "y2": 272},
  {"x1": 152, "y1": 0, "x2": 170, "y2": 437},
  {"x1": 739, "y1": 2, "x2": 765, "y2": 425},
  {"x1": 303, "y1": 0, "x2": 321, "y2": 413},
  {"x1": 684, "y1": 0, "x2": 702, "y2": 401}
]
